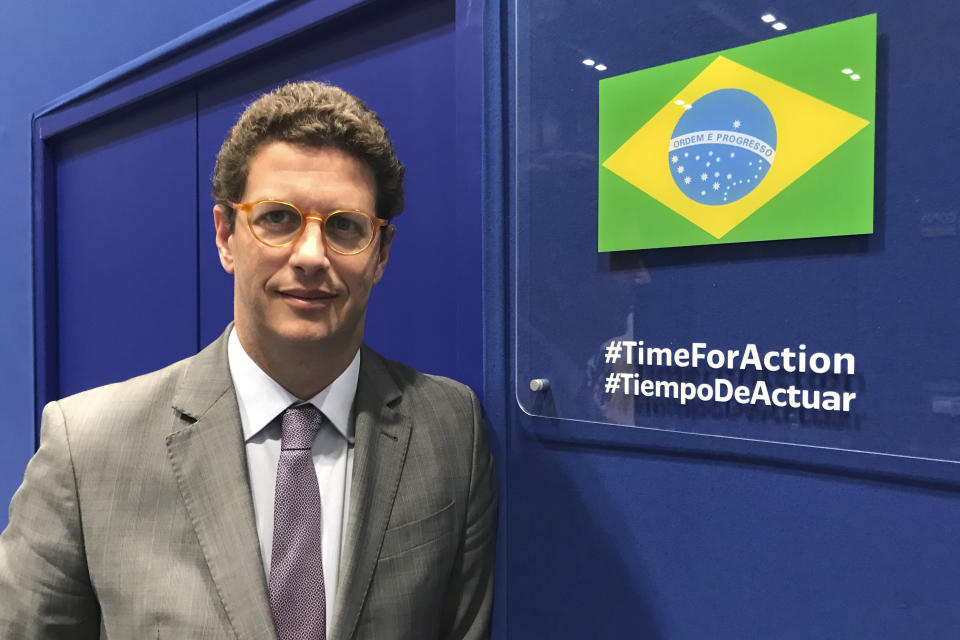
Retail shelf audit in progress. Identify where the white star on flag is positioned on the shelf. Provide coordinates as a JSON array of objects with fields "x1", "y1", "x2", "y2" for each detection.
[
  {"x1": 684, "y1": 176, "x2": 691, "y2": 184},
  {"x1": 713, "y1": 182, "x2": 720, "y2": 190},
  {"x1": 733, "y1": 120, "x2": 741, "y2": 129},
  {"x1": 671, "y1": 155, "x2": 678, "y2": 163},
  {"x1": 701, "y1": 173, "x2": 708, "y2": 181},
  {"x1": 678, "y1": 166, "x2": 685, "y2": 173}
]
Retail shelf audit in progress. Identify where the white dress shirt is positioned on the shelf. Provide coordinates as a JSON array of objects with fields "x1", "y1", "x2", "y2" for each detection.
[{"x1": 227, "y1": 327, "x2": 356, "y2": 630}]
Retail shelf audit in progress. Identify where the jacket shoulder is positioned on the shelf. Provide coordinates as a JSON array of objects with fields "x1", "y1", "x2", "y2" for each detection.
[
  {"x1": 56, "y1": 353, "x2": 193, "y2": 420},
  {"x1": 53, "y1": 330, "x2": 232, "y2": 430}
]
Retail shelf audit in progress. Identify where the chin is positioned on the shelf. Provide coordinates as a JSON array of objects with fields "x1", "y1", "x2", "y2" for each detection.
[{"x1": 274, "y1": 323, "x2": 339, "y2": 345}]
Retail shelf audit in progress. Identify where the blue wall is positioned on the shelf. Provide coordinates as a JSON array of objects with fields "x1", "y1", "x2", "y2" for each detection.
[
  {"x1": 8, "y1": 3, "x2": 960, "y2": 638},
  {"x1": 0, "y1": 0, "x2": 251, "y2": 528}
]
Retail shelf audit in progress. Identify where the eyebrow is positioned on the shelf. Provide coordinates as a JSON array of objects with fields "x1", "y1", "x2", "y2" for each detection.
[{"x1": 245, "y1": 198, "x2": 374, "y2": 214}]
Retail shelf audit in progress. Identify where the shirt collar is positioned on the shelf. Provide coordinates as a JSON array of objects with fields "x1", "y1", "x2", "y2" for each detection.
[{"x1": 227, "y1": 327, "x2": 359, "y2": 444}]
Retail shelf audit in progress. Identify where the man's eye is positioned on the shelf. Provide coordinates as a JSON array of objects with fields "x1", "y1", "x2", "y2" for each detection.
[
  {"x1": 331, "y1": 216, "x2": 358, "y2": 232},
  {"x1": 265, "y1": 209, "x2": 291, "y2": 224},
  {"x1": 254, "y1": 207, "x2": 298, "y2": 227}
]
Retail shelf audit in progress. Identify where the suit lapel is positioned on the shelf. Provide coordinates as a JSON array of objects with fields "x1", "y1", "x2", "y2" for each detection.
[
  {"x1": 331, "y1": 346, "x2": 411, "y2": 640},
  {"x1": 165, "y1": 331, "x2": 277, "y2": 640}
]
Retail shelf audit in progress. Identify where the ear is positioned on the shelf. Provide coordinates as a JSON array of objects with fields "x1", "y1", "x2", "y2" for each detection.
[
  {"x1": 372, "y1": 224, "x2": 395, "y2": 285},
  {"x1": 213, "y1": 204, "x2": 236, "y2": 274}
]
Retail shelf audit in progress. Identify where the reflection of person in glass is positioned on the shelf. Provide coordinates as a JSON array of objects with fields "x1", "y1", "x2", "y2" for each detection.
[
  {"x1": 0, "y1": 82, "x2": 497, "y2": 639},
  {"x1": 524, "y1": 148, "x2": 651, "y2": 423},
  {"x1": 585, "y1": 263, "x2": 652, "y2": 424}
]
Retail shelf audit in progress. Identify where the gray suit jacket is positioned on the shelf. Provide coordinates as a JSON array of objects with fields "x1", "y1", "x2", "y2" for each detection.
[{"x1": 0, "y1": 330, "x2": 497, "y2": 639}]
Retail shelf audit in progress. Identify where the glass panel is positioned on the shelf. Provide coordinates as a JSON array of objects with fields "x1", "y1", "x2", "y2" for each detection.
[{"x1": 514, "y1": 0, "x2": 960, "y2": 462}]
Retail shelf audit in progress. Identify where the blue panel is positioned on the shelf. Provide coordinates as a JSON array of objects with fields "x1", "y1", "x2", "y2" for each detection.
[
  {"x1": 499, "y1": 1, "x2": 960, "y2": 638},
  {"x1": 33, "y1": 125, "x2": 59, "y2": 432},
  {"x1": 507, "y1": 438, "x2": 960, "y2": 639},
  {"x1": 454, "y1": 0, "x2": 485, "y2": 399},
  {"x1": 55, "y1": 93, "x2": 199, "y2": 396},
  {"x1": 37, "y1": 0, "x2": 371, "y2": 138},
  {"x1": 6, "y1": 0, "x2": 250, "y2": 531},
  {"x1": 197, "y1": 0, "x2": 480, "y2": 390},
  {"x1": 512, "y1": 1, "x2": 960, "y2": 470}
]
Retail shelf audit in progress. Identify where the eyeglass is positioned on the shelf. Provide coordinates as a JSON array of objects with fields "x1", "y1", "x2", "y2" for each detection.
[{"x1": 228, "y1": 200, "x2": 389, "y2": 255}]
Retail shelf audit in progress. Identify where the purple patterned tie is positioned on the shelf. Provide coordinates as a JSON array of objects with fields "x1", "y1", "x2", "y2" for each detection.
[{"x1": 269, "y1": 404, "x2": 326, "y2": 639}]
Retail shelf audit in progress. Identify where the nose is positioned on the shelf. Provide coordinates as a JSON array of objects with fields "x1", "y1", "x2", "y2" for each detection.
[{"x1": 287, "y1": 218, "x2": 330, "y2": 274}]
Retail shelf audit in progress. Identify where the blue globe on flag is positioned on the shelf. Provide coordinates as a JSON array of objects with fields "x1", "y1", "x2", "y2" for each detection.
[{"x1": 668, "y1": 88, "x2": 777, "y2": 206}]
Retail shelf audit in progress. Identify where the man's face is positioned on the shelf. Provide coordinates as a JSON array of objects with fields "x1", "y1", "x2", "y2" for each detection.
[{"x1": 214, "y1": 142, "x2": 391, "y2": 354}]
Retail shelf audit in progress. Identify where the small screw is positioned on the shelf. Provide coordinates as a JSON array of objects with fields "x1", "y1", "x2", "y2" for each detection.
[{"x1": 529, "y1": 379, "x2": 550, "y2": 392}]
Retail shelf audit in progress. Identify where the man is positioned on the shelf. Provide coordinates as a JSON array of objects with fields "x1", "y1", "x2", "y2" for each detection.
[{"x1": 0, "y1": 82, "x2": 497, "y2": 639}]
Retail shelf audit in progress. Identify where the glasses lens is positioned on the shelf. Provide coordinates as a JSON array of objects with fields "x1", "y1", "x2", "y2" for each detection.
[
  {"x1": 325, "y1": 211, "x2": 375, "y2": 254},
  {"x1": 248, "y1": 202, "x2": 302, "y2": 245}
]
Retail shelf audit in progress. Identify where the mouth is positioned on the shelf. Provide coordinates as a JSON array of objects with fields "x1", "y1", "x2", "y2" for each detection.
[{"x1": 278, "y1": 289, "x2": 337, "y2": 309}]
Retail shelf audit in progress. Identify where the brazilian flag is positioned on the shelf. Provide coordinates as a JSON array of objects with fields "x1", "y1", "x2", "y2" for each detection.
[{"x1": 599, "y1": 14, "x2": 876, "y2": 251}]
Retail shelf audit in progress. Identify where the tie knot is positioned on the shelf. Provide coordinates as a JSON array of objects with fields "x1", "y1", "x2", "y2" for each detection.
[{"x1": 280, "y1": 404, "x2": 324, "y2": 451}]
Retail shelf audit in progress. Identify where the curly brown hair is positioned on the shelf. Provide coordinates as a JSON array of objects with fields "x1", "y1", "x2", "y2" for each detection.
[{"x1": 212, "y1": 81, "x2": 405, "y2": 227}]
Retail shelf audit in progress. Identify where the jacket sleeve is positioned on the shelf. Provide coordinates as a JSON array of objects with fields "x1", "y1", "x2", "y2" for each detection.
[
  {"x1": 439, "y1": 390, "x2": 498, "y2": 640},
  {"x1": 0, "y1": 401, "x2": 101, "y2": 639}
]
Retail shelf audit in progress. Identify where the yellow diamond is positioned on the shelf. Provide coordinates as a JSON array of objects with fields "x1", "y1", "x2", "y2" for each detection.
[{"x1": 602, "y1": 56, "x2": 869, "y2": 238}]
